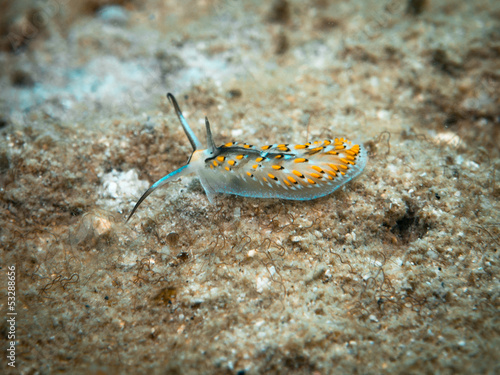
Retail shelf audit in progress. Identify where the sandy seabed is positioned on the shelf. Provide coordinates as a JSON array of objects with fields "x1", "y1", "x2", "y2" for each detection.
[{"x1": 0, "y1": 1, "x2": 498, "y2": 374}]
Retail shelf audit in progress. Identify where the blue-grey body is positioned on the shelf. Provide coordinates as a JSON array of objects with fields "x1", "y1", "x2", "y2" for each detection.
[{"x1": 126, "y1": 94, "x2": 367, "y2": 222}]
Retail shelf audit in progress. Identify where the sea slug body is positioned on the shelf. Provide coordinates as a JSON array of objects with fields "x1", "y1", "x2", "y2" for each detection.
[{"x1": 126, "y1": 94, "x2": 367, "y2": 221}]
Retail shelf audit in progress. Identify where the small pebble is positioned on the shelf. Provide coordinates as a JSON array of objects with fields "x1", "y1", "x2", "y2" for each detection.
[{"x1": 98, "y1": 5, "x2": 130, "y2": 26}]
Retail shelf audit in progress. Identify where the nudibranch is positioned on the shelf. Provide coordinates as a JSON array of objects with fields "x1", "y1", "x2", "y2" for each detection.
[{"x1": 126, "y1": 93, "x2": 367, "y2": 221}]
